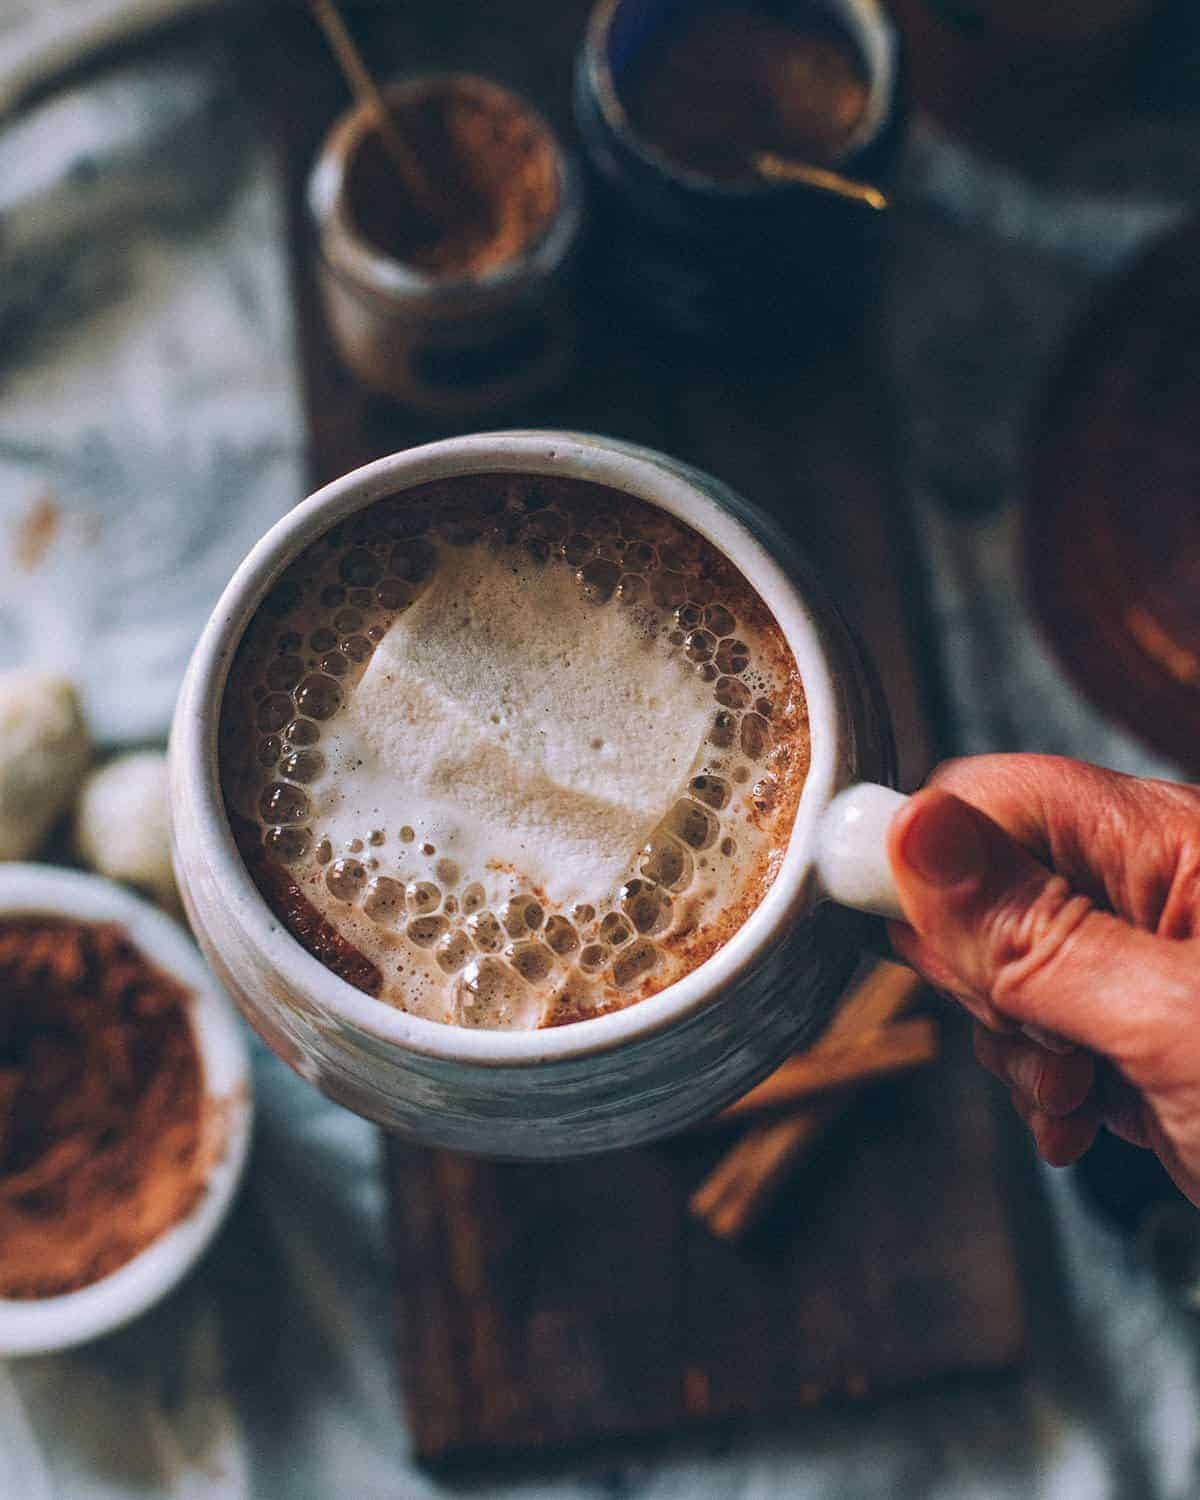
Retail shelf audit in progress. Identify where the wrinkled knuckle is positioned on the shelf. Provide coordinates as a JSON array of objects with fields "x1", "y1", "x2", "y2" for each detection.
[
  {"x1": 1156, "y1": 841, "x2": 1200, "y2": 939},
  {"x1": 986, "y1": 877, "x2": 1094, "y2": 1015},
  {"x1": 928, "y1": 757, "x2": 971, "y2": 787}
]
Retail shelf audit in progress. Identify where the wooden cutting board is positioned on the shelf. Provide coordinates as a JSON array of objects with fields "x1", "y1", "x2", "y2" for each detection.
[
  {"x1": 256, "y1": 0, "x2": 1033, "y2": 1467},
  {"x1": 384, "y1": 1025, "x2": 1025, "y2": 1464}
]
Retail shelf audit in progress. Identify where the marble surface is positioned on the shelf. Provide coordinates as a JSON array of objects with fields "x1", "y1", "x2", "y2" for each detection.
[{"x1": 5, "y1": 8, "x2": 1200, "y2": 1498}]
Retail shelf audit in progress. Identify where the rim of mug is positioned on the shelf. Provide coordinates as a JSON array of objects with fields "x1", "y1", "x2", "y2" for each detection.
[
  {"x1": 177, "y1": 431, "x2": 842, "y2": 1066},
  {"x1": 582, "y1": 0, "x2": 898, "y2": 192}
]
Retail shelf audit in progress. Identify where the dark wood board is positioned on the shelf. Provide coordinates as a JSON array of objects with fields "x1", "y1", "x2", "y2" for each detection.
[
  {"x1": 1027, "y1": 215, "x2": 1200, "y2": 774},
  {"x1": 255, "y1": 0, "x2": 1031, "y2": 1468},
  {"x1": 385, "y1": 1028, "x2": 1026, "y2": 1465}
]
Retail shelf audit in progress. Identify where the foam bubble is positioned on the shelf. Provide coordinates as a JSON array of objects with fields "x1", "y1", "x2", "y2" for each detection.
[
  {"x1": 579, "y1": 943, "x2": 608, "y2": 973},
  {"x1": 260, "y1": 783, "x2": 309, "y2": 824},
  {"x1": 294, "y1": 674, "x2": 341, "y2": 719},
  {"x1": 508, "y1": 941, "x2": 554, "y2": 983},
  {"x1": 715, "y1": 676, "x2": 752, "y2": 710},
  {"x1": 467, "y1": 911, "x2": 503, "y2": 951},
  {"x1": 640, "y1": 833, "x2": 692, "y2": 891},
  {"x1": 408, "y1": 915, "x2": 447, "y2": 947},
  {"x1": 280, "y1": 748, "x2": 324, "y2": 783},
  {"x1": 266, "y1": 825, "x2": 310, "y2": 863},
  {"x1": 326, "y1": 858, "x2": 366, "y2": 900},
  {"x1": 363, "y1": 876, "x2": 404, "y2": 922},
  {"x1": 286, "y1": 718, "x2": 320, "y2": 747},
  {"x1": 740, "y1": 714, "x2": 770, "y2": 760},
  {"x1": 612, "y1": 939, "x2": 659, "y2": 988},
  {"x1": 544, "y1": 914, "x2": 579, "y2": 954},
  {"x1": 406, "y1": 881, "x2": 441, "y2": 914},
  {"x1": 600, "y1": 912, "x2": 633, "y2": 947},
  {"x1": 456, "y1": 957, "x2": 540, "y2": 1028},
  {"x1": 665, "y1": 799, "x2": 718, "y2": 850},
  {"x1": 436, "y1": 931, "x2": 473, "y2": 973}
]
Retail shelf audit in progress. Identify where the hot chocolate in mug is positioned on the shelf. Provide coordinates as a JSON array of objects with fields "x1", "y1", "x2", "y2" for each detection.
[{"x1": 169, "y1": 432, "x2": 910, "y2": 1158}]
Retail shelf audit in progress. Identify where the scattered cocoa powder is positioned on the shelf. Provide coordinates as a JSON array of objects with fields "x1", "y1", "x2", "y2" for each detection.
[
  {"x1": 345, "y1": 76, "x2": 559, "y2": 278},
  {"x1": 0, "y1": 918, "x2": 206, "y2": 1300},
  {"x1": 625, "y1": 7, "x2": 870, "y2": 181},
  {"x1": 13, "y1": 491, "x2": 60, "y2": 573}
]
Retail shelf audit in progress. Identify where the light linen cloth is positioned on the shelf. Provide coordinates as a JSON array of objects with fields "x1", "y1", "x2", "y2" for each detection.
[{"x1": 0, "y1": 13, "x2": 302, "y2": 744}]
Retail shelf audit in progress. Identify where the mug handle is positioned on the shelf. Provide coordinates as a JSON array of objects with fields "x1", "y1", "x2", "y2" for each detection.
[
  {"x1": 815, "y1": 783, "x2": 910, "y2": 922},
  {"x1": 815, "y1": 785, "x2": 1078, "y2": 1054}
]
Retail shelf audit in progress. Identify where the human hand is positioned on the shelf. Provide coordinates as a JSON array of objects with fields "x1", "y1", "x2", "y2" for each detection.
[{"x1": 886, "y1": 754, "x2": 1200, "y2": 1206}]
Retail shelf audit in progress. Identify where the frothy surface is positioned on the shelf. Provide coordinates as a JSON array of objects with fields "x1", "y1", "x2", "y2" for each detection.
[
  {"x1": 220, "y1": 474, "x2": 809, "y2": 1029},
  {"x1": 321, "y1": 542, "x2": 713, "y2": 904}
]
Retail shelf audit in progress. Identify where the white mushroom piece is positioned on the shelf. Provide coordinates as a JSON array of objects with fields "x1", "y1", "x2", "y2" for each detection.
[
  {"x1": 0, "y1": 671, "x2": 91, "y2": 860},
  {"x1": 75, "y1": 751, "x2": 179, "y2": 910}
]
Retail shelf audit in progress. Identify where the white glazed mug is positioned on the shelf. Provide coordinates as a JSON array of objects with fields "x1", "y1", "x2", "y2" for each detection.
[{"x1": 169, "y1": 432, "x2": 908, "y2": 1158}]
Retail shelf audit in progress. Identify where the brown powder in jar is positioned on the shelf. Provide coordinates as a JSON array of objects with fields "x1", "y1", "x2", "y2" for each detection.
[
  {"x1": 625, "y1": 7, "x2": 870, "y2": 181},
  {"x1": 345, "y1": 75, "x2": 560, "y2": 279},
  {"x1": 0, "y1": 918, "x2": 206, "y2": 1300}
]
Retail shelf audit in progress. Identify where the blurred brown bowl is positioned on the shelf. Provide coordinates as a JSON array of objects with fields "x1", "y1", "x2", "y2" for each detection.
[{"x1": 1025, "y1": 215, "x2": 1200, "y2": 774}]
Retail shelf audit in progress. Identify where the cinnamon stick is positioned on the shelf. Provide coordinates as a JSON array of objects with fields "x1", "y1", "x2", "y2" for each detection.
[
  {"x1": 690, "y1": 962, "x2": 928, "y2": 1240},
  {"x1": 690, "y1": 1100, "x2": 846, "y2": 1241},
  {"x1": 714, "y1": 1018, "x2": 937, "y2": 1125},
  {"x1": 822, "y1": 960, "x2": 924, "y2": 1043}
]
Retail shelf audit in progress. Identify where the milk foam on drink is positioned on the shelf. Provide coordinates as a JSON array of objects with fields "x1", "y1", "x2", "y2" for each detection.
[{"x1": 220, "y1": 474, "x2": 809, "y2": 1030}]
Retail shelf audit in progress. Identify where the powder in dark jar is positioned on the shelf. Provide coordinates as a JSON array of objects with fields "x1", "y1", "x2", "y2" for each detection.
[
  {"x1": 626, "y1": 6, "x2": 870, "y2": 181},
  {"x1": 346, "y1": 76, "x2": 560, "y2": 278},
  {"x1": 0, "y1": 919, "x2": 206, "y2": 1300}
]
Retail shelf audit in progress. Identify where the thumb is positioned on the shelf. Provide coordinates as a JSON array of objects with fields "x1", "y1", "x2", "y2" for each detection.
[{"x1": 887, "y1": 788, "x2": 1194, "y2": 1072}]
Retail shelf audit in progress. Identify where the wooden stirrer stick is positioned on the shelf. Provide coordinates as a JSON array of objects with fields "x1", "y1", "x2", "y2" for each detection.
[{"x1": 309, "y1": 0, "x2": 441, "y2": 225}]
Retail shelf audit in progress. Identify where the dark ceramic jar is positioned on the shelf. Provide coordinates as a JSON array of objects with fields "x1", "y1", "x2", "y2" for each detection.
[{"x1": 574, "y1": 0, "x2": 907, "y2": 355}]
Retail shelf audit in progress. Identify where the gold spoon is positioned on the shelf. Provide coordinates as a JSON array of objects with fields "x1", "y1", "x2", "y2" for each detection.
[{"x1": 753, "y1": 151, "x2": 888, "y2": 211}]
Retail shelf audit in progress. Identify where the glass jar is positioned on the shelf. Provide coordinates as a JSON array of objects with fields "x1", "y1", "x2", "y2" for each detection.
[{"x1": 308, "y1": 73, "x2": 584, "y2": 415}]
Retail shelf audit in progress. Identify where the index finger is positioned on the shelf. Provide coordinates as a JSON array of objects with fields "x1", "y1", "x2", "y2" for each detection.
[{"x1": 928, "y1": 754, "x2": 1189, "y2": 925}]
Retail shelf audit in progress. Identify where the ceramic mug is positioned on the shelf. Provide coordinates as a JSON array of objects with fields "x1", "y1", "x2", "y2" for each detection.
[{"x1": 169, "y1": 431, "x2": 909, "y2": 1159}]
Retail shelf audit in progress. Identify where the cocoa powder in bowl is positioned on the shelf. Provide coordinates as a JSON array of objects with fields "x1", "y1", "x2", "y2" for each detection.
[
  {"x1": 0, "y1": 918, "x2": 206, "y2": 1300},
  {"x1": 344, "y1": 75, "x2": 561, "y2": 279}
]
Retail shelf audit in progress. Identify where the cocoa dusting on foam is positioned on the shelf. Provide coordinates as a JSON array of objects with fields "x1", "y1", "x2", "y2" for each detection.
[{"x1": 220, "y1": 475, "x2": 809, "y2": 1030}]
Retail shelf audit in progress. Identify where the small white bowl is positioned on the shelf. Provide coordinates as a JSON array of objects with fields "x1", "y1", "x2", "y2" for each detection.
[{"x1": 0, "y1": 865, "x2": 253, "y2": 1357}]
